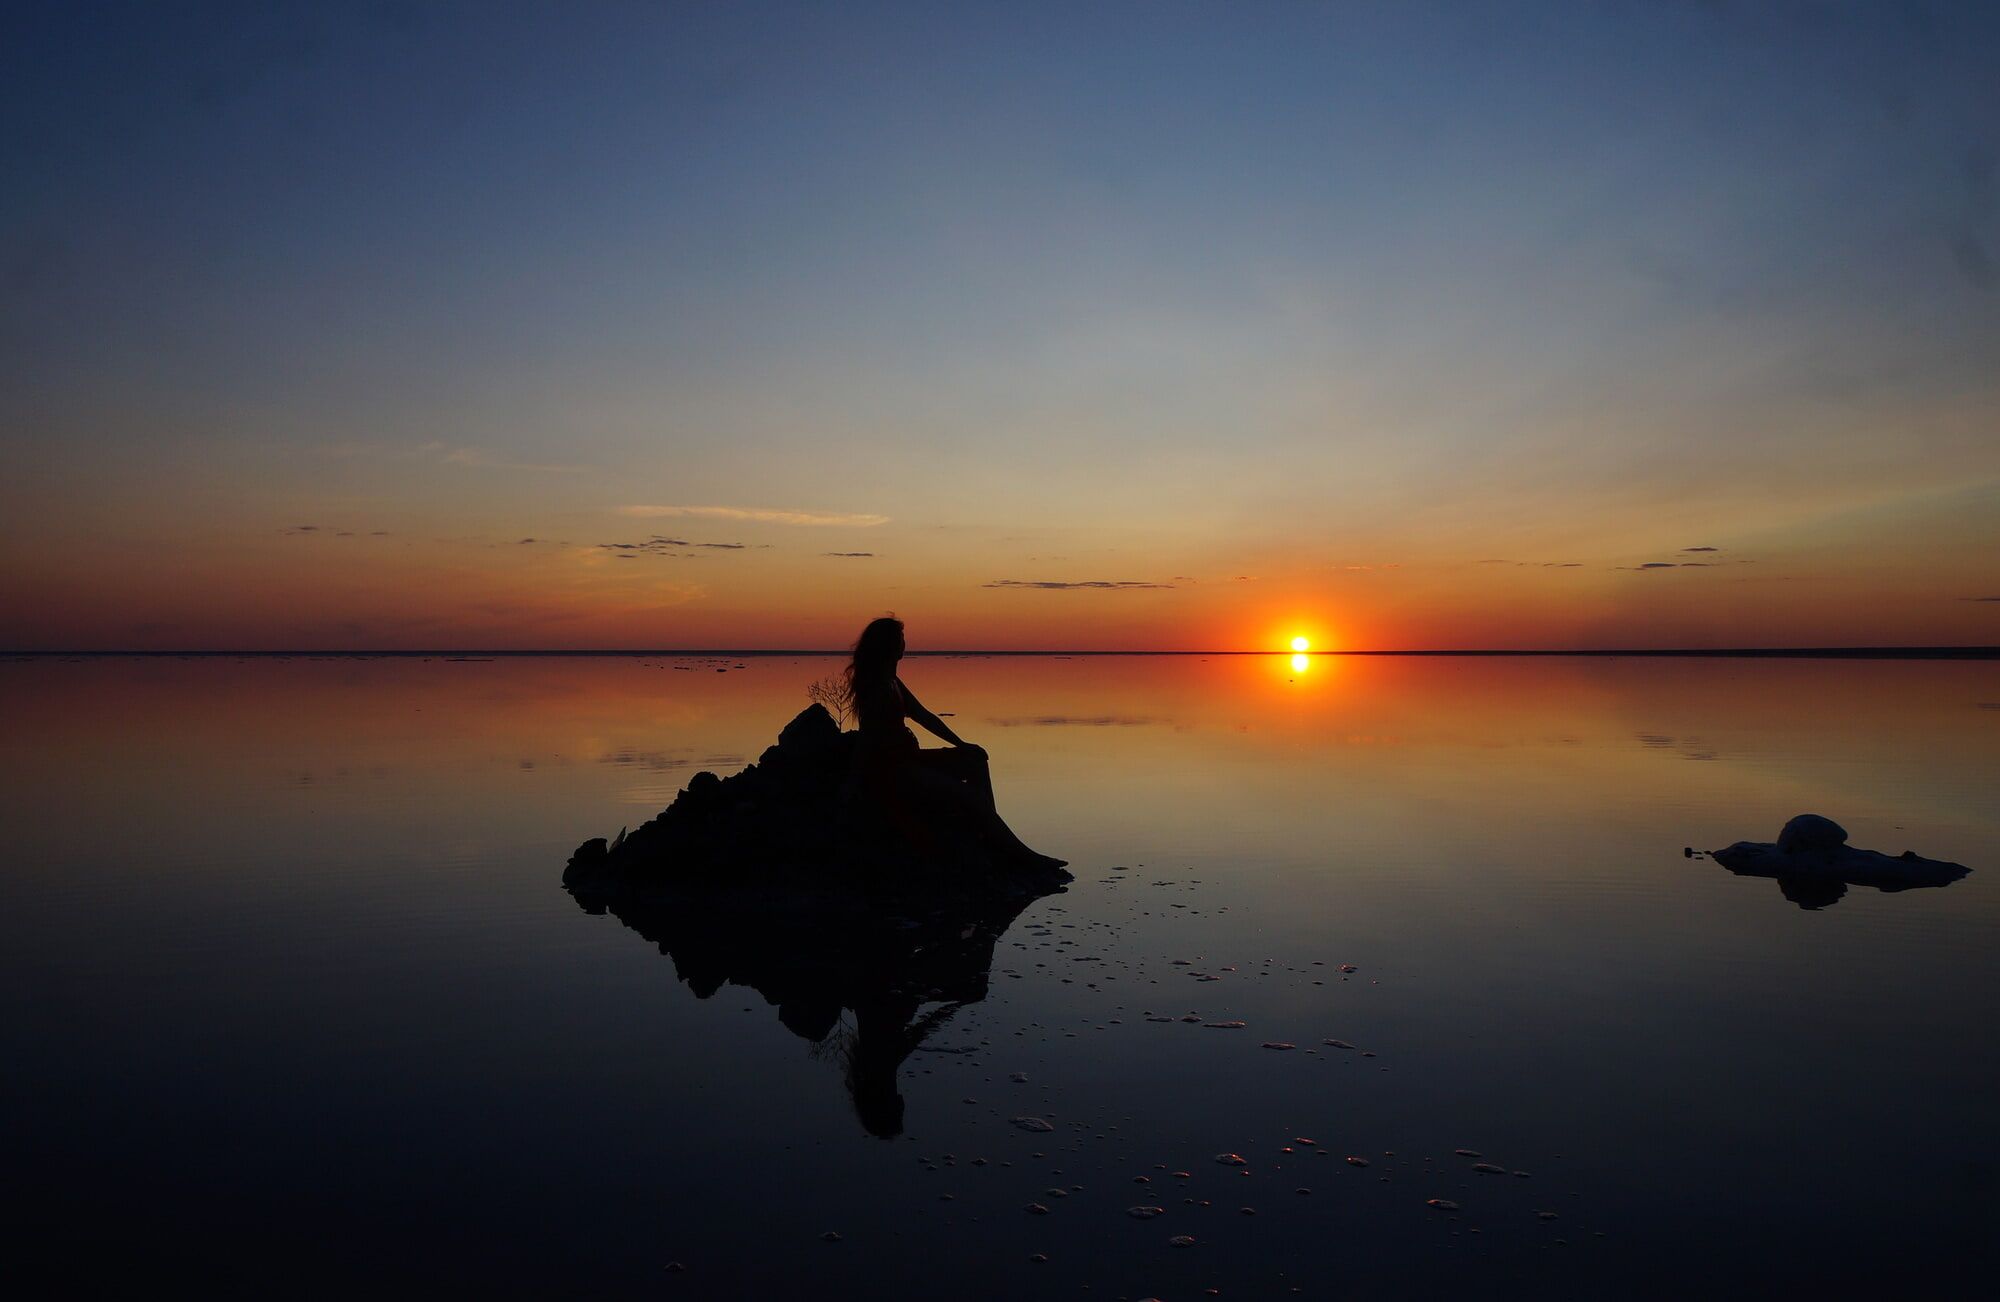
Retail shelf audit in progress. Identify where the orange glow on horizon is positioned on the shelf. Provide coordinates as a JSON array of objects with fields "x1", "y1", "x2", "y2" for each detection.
[{"x1": 7, "y1": 532, "x2": 1994, "y2": 652}]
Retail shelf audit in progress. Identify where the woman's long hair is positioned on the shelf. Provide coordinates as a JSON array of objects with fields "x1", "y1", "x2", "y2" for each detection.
[{"x1": 845, "y1": 617, "x2": 904, "y2": 695}]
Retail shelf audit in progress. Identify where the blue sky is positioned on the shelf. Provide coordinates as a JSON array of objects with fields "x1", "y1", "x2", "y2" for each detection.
[{"x1": 2, "y1": 1, "x2": 1995, "y2": 648}]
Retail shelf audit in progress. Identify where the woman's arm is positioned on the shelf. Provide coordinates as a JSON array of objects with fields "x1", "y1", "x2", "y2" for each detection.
[{"x1": 898, "y1": 679, "x2": 975, "y2": 748}]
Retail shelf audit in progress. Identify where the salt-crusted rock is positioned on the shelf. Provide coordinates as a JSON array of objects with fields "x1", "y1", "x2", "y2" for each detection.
[
  {"x1": 1774, "y1": 813, "x2": 1847, "y2": 858},
  {"x1": 1710, "y1": 814, "x2": 1969, "y2": 909}
]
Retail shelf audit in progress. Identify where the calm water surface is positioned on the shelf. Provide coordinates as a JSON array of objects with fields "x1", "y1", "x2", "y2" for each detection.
[{"x1": 4, "y1": 654, "x2": 1996, "y2": 1297}]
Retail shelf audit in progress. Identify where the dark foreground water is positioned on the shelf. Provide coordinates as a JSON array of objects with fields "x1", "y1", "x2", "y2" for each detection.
[{"x1": 4, "y1": 654, "x2": 1996, "y2": 1298}]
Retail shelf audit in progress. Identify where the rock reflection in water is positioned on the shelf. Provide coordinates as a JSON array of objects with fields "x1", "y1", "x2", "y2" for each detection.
[{"x1": 562, "y1": 869, "x2": 1060, "y2": 1137}]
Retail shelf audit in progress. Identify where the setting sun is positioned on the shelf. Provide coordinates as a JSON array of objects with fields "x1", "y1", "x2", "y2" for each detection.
[{"x1": 1290, "y1": 636, "x2": 1310, "y2": 652}]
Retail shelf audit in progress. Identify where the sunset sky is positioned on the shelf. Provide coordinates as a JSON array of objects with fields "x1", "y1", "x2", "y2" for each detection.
[{"x1": 3, "y1": 1, "x2": 1996, "y2": 651}]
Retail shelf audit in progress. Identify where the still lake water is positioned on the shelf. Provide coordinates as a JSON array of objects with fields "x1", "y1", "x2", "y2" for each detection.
[{"x1": 4, "y1": 653, "x2": 1995, "y2": 1297}]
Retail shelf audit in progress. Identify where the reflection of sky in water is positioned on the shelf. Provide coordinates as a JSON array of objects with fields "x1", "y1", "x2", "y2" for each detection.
[{"x1": 1, "y1": 655, "x2": 1995, "y2": 1294}]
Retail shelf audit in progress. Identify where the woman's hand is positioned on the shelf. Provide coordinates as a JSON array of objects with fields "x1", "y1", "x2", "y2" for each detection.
[{"x1": 899, "y1": 679, "x2": 972, "y2": 748}]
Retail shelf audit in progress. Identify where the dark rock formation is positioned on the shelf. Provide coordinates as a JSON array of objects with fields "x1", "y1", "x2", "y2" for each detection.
[
  {"x1": 1712, "y1": 814, "x2": 1971, "y2": 909},
  {"x1": 559, "y1": 703, "x2": 1069, "y2": 1136},
  {"x1": 563, "y1": 704, "x2": 1072, "y2": 919}
]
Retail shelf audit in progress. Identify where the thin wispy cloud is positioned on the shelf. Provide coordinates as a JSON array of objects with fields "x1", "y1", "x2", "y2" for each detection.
[
  {"x1": 425, "y1": 443, "x2": 581, "y2": 473},
  {"x1": 320, "y1": 442, "x2": 583, "y2": 473},
  {"x1": 617, "y1": 505, "x2": 889, "y2": 526},
  {"x1": 824, "y1": 552, "x2": 875, "y2": 558},
  {"x1": 983, "y1": 579, "x2": 1176, "y2": 590}
]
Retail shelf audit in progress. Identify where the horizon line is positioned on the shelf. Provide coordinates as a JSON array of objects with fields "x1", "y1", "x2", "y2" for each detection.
[{"x1": 4, "y1": 646, "x2": 1996, "y2": 660}]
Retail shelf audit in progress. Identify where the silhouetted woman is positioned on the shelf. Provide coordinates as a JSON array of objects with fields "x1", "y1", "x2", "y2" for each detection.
[{"x1": 846, "y1": 616, "x2": 1065, "y2": 868}]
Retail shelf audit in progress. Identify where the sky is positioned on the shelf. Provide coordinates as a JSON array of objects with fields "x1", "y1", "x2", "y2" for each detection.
[{"x1": 2, "y1": 0, "x2": 1995, "y2": 651}]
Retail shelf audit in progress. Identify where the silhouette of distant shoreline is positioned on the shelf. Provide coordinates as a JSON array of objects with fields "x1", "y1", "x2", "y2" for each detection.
[{"x1": 3, "y1": 647, "x2": 1997, "y2": 660}]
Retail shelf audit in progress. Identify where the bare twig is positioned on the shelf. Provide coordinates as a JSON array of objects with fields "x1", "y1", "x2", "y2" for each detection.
[{"x1": 807, "y1": 674, "x2": 853, "y2": 728}]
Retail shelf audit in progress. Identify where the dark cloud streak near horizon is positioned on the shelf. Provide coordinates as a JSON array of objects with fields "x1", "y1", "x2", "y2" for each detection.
[
  {"x1": 984, "y1": 580, "x2": 1175, "y2": 590},
  {"x1": 594, "y1": 536, "x2": 753, "y2": 555}
]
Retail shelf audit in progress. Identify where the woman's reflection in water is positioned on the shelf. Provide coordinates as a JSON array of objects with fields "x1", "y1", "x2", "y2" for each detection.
[
  {"x1": 566, "y1": 877, "x2": 1051, "y2": 1138},
  {"x1": 815, "y1": 994, "x2": 968, "y2": 1137}
]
